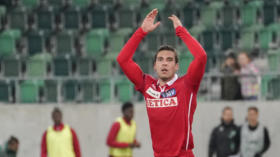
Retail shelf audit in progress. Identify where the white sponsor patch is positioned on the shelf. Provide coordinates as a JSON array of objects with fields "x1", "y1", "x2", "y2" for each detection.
[
  {"x1": 146, "y1": 87, "x2": 161, "y2": 98},
  {"x1": 146, "y1": 97, "x2": 178, "y2": 108}
]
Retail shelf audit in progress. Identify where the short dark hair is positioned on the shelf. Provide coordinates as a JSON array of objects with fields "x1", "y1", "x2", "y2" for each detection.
[
  {"x1": 8, "y1": 136, "x2": 19, "y2": 144},
  {"x1": 52, "y1": 107, "x2": 62, "y2": 115},
  {"x1": 122, "y1": 102, "x2": 133, "y2": 113},
  {"x1": 248, "y1": 106, "x2": 258, "y2": 113},
  {"x1": 153, "y1": 45, "x2": 178, "y2": 64},
  {"x1": 222, "y1": 106, "x2": 232, "y2": 113}
]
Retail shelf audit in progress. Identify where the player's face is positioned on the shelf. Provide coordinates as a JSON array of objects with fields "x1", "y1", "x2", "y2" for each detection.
[
  {"x1": 222, "y1": 109, "x2": 233, "y2": 124},
  {"x1": 52, "y1": 112, "x2": 62, "y2": 125},
  {"x1": 154, "y1": 50, "x2": 179, "y2": 81},
  {"x1": 247, "y1": 110, "x2": 258, "y2": 126},
  {"x1": 123, "y1": 107, "x2": 134, "y2": 121}
]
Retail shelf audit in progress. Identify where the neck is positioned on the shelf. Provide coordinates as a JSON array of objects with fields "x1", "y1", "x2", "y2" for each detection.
[
  {"x1": 158, "y1": 75, "x2": 175, "y2": 86},
  {"x1": 54, "y1": 123, "x2": 62, "y2": 126}
]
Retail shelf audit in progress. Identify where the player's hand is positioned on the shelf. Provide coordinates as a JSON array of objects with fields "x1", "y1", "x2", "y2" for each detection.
[
  {"x1": 141, "y1": 9, "x2": 161, "y2": 33},
  {"x1": 134, "y1": 141, "x2": 141, "y2": 148},
  {"x1": 168, "y1": 14, "x2": 183, "y2": 29}
]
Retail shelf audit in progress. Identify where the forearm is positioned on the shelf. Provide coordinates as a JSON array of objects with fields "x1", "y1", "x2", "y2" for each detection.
[
  {"x1": 117, "y1": 28, "x2": 147, "y2": 64},
  {"x1": 175, "y1": 26, "x2": 207, "y2": 60}
]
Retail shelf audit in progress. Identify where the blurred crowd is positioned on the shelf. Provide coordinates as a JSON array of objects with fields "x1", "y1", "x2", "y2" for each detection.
[{"x1": 221, "y1": 51, "x2": 260, "y2": 101}]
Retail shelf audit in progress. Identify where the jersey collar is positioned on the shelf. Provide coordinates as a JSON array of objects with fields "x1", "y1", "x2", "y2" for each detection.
[{"x1": 157, "y1": 74, "x2": 178, "y2": 87}]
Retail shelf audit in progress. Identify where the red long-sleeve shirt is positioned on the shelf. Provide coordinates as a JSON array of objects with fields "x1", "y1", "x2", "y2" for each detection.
[
  {"x1": 41, "y1": 123, "x2": 81, "y2": 157},
  {"x1": 117, "y1": 26, "x2": 207, "y2": 157}
]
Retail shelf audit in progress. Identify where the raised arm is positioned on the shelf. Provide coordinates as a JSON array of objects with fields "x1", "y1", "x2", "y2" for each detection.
[
  {"x1": 117, "y1": 9, "x2": 160, "y2": 89},
  {"x1": 169, "y1": 15, "x2": 207, "y2": 91}
]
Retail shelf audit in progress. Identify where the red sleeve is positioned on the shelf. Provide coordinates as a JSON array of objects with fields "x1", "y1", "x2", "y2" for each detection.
[
  {"x1": 116, "y1": 28, "x2": 148, "y2": 91},
  {"x1": 106, "y1": 122, "x2": 131, "y2": 148},
  {"x1": 71, "y1": 128, "x2": 81, "y2": 157},
  {"x1": 41, "y1": 131, "x2": 47, "y2": 157},
  {"x1": 176, "y1": 26, "x2": 207, "y2": 92}
]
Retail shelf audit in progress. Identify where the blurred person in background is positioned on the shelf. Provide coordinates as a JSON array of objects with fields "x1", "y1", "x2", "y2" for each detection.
[
  {"x1": 237, "y1": 52, "x2": 259, "y2": 100},
  {"x1": 240, "y1": 107, "x2": 270, "y2": 157},
  {"x1": 221, "y1": 53, "x2": 242, "y2": 100},
  {"x1": 41, "y1": 107, "x2": 81, "y2": 157},
  {"x1": 0, "y1": 136, "x2": 19, "y2": 157},
  {"x1": 107, "y1": 102, "x2": 140, "y2": 157},
  {"x1": 208, "y1": 107, "x2": 240, "y2": 157}
]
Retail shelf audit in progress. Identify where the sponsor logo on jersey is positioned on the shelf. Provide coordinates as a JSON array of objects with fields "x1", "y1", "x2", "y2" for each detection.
[
  {"x1": 146, "y1": 87, "x2": 161, "y2": 98},
  {"x1": 146, "y1": 97, "x2": 178, "y2": 108},
  {"x1": 161, "y1": 88, "x2": 176, "y2": 98}
]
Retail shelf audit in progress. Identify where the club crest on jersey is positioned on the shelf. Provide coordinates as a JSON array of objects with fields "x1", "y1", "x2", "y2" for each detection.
[
  {"x1": 146, "y1": 97, "x2": 178, "y2": 108},
  {"x1": 146, "y1": 87, "x2": 161, "y2": 98},
  {"x1": 161, "y1": 88, "x2": 176, "y2": 98}
]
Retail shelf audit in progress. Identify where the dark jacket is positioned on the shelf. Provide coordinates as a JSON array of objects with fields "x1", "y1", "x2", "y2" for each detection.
[
  {"x1": 221, "y1": 65, "x2": 242, "y2": 100},
  {"x1": 209, "y1": 120, "x2": 240, "y2": 157}
]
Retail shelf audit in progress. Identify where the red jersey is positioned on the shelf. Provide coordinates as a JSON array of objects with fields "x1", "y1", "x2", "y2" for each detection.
[{"x1": 117, "y1": 26, "x2": 207, "y2": 157}]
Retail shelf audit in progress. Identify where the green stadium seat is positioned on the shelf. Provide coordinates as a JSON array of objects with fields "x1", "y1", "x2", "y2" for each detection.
[
  {"x1": 220, "y1": 28, "x2": 236, "y2": 50},
  {"x1": 268, "y1": 77, "x2": 280, "y2": 100},
  {"x1": 183, "y1": 5, "x2": 196, "y2": 29},
  {"x1": 55, "y1": 30, "x2": 74, "y2": 56},
  {"x1": 53, "y1": 57, "x2": 71, "y2": 76},
  {"x1": 200, "y1": 2, "x2": 223, "y2": 28},
  {"x1": 116, "y1": 78, "x2": 134, "y2": 102},
  {"x1": 62, "y1": 80, "x2": 78, "y2": 102},
  {"x1": 240, "y1": 1, "x2": 263, "y2": 27},
  {"x1": 22, "y1": 0, "x2": 39, "y2": 9},
  {"x1": 48, "y1": 0, "x2": 64, "y2": 8},
  {"x1": 63, "y1": 6, "x2": 81, "y2": 30},
  {"x1": 0, "y1": 30, "x2": 21, "y2": 56},
  {"x1": 26, "y1": 53, "x2": 51, "y2": 77},
  {"x1": 261, "y1": 74, "x2": 273, "y2": 99},
  {"x1": 117, "y1": 7, "x2": 135, "y2": 28},
  {"x1": 122, "y1": 0, "x2": 140, "y2": 7},
  {"x1": 85, "y1": 28, "x2": 108, "y2": 57},
  {"x1": 259, "y1": 27, "x2": 273, "y2": 50},
  {"x1": 2, "y1": 57, "x2": 21, "y2": 77},
  {"x1": 77, "y1": 58, "x2": 92, "y2": 76},
  {"x1": 8, "y1": 7, "x2": 27, "y2": 31},
  {"x1": 178, "y1": 51, "x2": 193, "y2": 75},
  {"x1": 19, "y1": 80, "x2": 42, "y2": 103},
  {"x1": 189, "y1": 24, "x2": 205, "y2": 39},
  {"x1": 72, "y1": 0, "x2": 90, "y2": 8},
  {"x1": 162, "y1": 32, "x2": 178, "y2": 47},
  {"x1": 99, "y1": 0, "x2": 114, "y2": 6},
  {"x1": 221, "y1": 5, "x2": 238, "y2": 28},
  {"x1": 26, "y1": 30, "x2": 44, "y2": 56},
  {"x1": 99, "y1": 79, "x2": 111, "y2": 102},
  {"x1": 80, "y1": 80, "x2": 97, "y2": 102},
  {"x1": 160, "y1": 8, "x2": 178, "y2": 31},
  {"x1": 0, "y1": 80, "x2": 11, "y2": 102},
  {"x1": 109, "y1": 28, "x2": 132, "y2": 52},
  {"x1": 44, "y1": 79, "x2": 58, "y2": 102},
  {"x1": 201, "y1": 29, "x2": 216, "y2": 51},
  {"x1": 239, "y1": 25, "x2": 262, "y2": 50},
  {"x1": 263, "y1": 3, "x2": 277, "y2": 25},
  {"x1": 149, "y1": 0, "x2": 165, "y2": 11},
  {"x1": 267, "y1": 49, "x2": 280, "y2": 72},
  {"x1": 36, "y1": 7, "x2": 54, "y2": 31},
  {"x1": 146, "y1": 32, "x2": 161, "y2": 51},
  {"x1": 0, "y1": 6, "x2": 6, "y2": 17},
  {"x1": 96, "y1": 57, "x2": 114, "y2": 76},
  {"x1": 89, "y1": 7, "x2": 107, "y2": 28}
]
